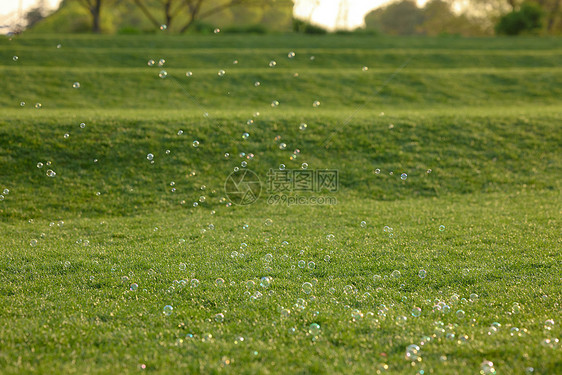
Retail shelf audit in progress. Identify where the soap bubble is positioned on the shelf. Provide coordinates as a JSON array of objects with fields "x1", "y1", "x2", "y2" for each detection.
[
  {"x1": 312, "y1": 101, "x2": 320, "y2": 108},
  {"x1": 192, "y1": 140, "x2": 200, "y2": 148},
  {"x1": 544, "y1": 319, "x2": 555, "y2": 330},
  {"x1": 158, "y1": 59, "x2": 165, "y2": 66},
  {"x1": 46, "y1": 170, "x2": 56, "y2": 177},
  {"x1": 308, "y1": 323, "x2": 320, "y2": 336},
  {"x1": 72, "y1": 82, "x2": 80, "y2": 88},
  {"x1": 13, "y1": 56, "x2": 18, "y2": 61},
  {"x1": 260, "y1": 276, "x2": 272, "y2": 288},
  {"x1": 147, "y1": 153, "x2": 154, "y2": 161},
  {"x1": 302, "y1": 282, "x2": 313, "y2": 294},
  {"x1": 214, "y1": 28, "x2": 220, "y2": 33},
  {"x1": 35, "y1": 103, "x2": 42, "y2": 109},
  {"x1": 299, "y1": 123, "x2": 307, "y2": 131},
  {"x1": 288, "y1": 51, "x2": 295, "y2": 58},
  {"x1": 242, "y1": 132, "x2": 249, "y2": 140},
  {"x1": 412, "y1": 307, "x2": 422, "y2": 317},
  {"x1": 159, "y1": 70, "x2": 167, "y2": 78},
  {"x1": 20, "y1": 102, "x2": 25, "y2": 107},
  {"x1": 360, "y1": 221, "x2": 367, "y2": 228},
  {"x1": 301, "y1": 163, "x2": 308, "y2": 170},
  {"x1": 160, "y1": 24, "x2": 167, "y2": 30},
  {"x1": 186, "y1": 71, "x2": 192, "y2": 77},
  {"x1": 480, "y1": 360, "x2": 495, "y2": 375},
  {"x1": 456, "y1": 310, "x2": 466, "y2": 319},
  {"x1": 163, "y1": 305, "x2": 173, "y2": 316},
  {"x1": 269, "y1": 60, "x2": 277, "y2": 67},
  {"x1": 401, "y1": 173, "x2": 407, "y2": 180},
  {"x1": 147, "y1": 59, "x2": 155, "y2": 66},
  {"x1": 271, "y1": 100, "x2": 279, "y2": 107},
  {"x1": 418, "y1": 269, "x2": 427, "y2": 278},
  {"x1": 390, "y1": 270, "x2": 401, "y2": 279},
  {"x1": 375, "y1": 168, "x2": 381, "y2": 174},
  {"x1": 405, "y1": 344, "x2": 420, "y2": 361},
  {"x1": 218, "y1": 70, "x2": 225, "y2": 77},
  {"x1": 30, "y1": 239, "x2": 37, "y2": 247},
  {"x1": 215, "y1": 313, "x2": 224, "y2": 323},
  {"x1": 439, "y1": 225, "x2": 445, "y2": 231},
  {"x1": 190, "y1": 279, "x2": 200, "y2": 288},
  {"x1": 80, "y1": 122, "x2": 86, "y2": 129},
  {"x1": 130, "y1": 283, "x2": 138, "y2": 291}
]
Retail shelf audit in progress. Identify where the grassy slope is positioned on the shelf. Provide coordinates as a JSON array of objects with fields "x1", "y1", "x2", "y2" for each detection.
[{"x1": 0, "y1": 34, "x2": 561, "y2": 374}]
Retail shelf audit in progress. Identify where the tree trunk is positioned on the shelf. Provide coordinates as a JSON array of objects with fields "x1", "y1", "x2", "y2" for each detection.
[
  {"x1": 91, "y1": 0, "x2": 102, "y2": 33},
  {"x1": 547, "y1": 0, "x2": 561, "y2": 32},
  {"x1": 165, "y1": 0, "x2": 172, "y2": 29}
]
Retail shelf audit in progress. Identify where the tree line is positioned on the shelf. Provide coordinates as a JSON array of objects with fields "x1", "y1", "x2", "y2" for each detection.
[{"x1": 24, "y1": 0, "x2": 562, "y2": 36}]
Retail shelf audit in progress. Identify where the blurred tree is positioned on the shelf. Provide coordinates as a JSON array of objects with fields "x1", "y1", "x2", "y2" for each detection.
[
  {"x1": 365, "y1": 0, "x2": 425, "y2": 35},
  {"x1": 496, "y1": 1, "x2": 544, "y2": 34},
  {"x1": 130, "y1": 0, "x2": 285, "y2": 33},
  {"x1": 25, "y1": 0, "x2": 48, "y2": 28},
  {"x1": 419, "y1": 0, "x2": 486, "y2": 36},
  {"x1": 76, "y1": 0, "x2": 108, "y2": 33}
]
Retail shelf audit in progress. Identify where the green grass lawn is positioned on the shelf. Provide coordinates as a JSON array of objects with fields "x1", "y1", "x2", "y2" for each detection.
[{"x1": 0, "y1": 34, "x2": 560, "y2": 374}]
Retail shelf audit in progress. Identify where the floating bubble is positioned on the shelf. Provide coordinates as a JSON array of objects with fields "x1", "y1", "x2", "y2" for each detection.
[
  {"x1": 46, "y1": 170, "x2": 56, "y2": 178},
  {"x1": 163, "y1": 305, "x2": 173, "y2": 316},
  {"x1": 146, "y1": 153, "x2": 154, "y2": 161},
  {"x1": 544, "y1": 319, "x2": 555, "y2": 330},
  {"x1": 215, "y1": 313, "x2": 224, "y2": 323},
  {"x1": 439, "y1": 225, "x2": 445, "y2": 231},
  {"x1": 242, "y1": 132, "x2": 249, "y2": 140},
  {"x1": 214, "y1": 28, "x2": 220, "y2": 33},
  {"x1": 362, "y1": 66, "x2": 368, "y2": 71},
  {"x1": 412, "y1": 307, "x2": 422, "y2": 317},
  {"x1": 20, "y1": 102, "x2": 25, "y2": 107},
  {"x1": 63, "y1": 133, "x2": 70, "y2": 139},
  {"x1": 80, "y1": 122, "x2": 86, "y2": 129},
  {"x1": 391, "y1": 270, "x2": 401, "y2": 279},
  {"x1": 13, "y1": 56, "x2": 18, "y2": 61},
  {"x1": 190, "y1": 279, "x2": 200, "y2": 288},
  {"x1": 308, "y1": 261, "x2": 315, "y2": 270},
  {"x1": 265, "y1": 218, "x2": 273, "y2": 226},
  {"x1": 269, "y1": 60, "x2": 277, "y2": 67},
  {"x1": 288, "y1": 51, "x2": 295, "y2": 58},
  {"x1": 271, "y1": 100, "x2": 279, "y2": 107},
  {"x1": 405, "y1": 344, "x2": 420, "y2": 361},
  {"x1": 218, "y1": 70, "x2": 225, "y2": 77},
  {"x1": 456, "y1": 310, "x2": 466, "y2": 319},
  {"x1": 30, "y1": 239, "x2": 37, "y2": 247},
  {"x1": 375, "y1": 168, "x2": 381, "y2": 174},
  {"x1": 480, "y1": 360, "x2": 495, "y2": 375},
  {"x1": 192, "y1": 140, "x2": 200, "y2": 148},
  {"x1": 279, "y1": 143, "x2": 287, "y2": 150},
  {"x1": 302, "y1": 282, "x2": 313, "y2": 294},
  {"x1": 260, "y1": 276, "x2": 272, "y2": 288},
  {"x1": 72, "y1": 82, "x2": 80, "y2": 89},
  {"x1": 130, "y1": 283, "x2": 138, "y2": 291},
  {"x1": 279, "y1": 164, "x2": 286, "y2": 170},
  {"x1": 308, "y1": 323, "x2": 320, "y2": 336},
  {"x1": 147, "y1": 59, "x2": 155, "y2": 66},
  {"x1": 179, "y1": 263, "x2": 187, "y2": 271},
  {"x1": 186, "y1": 71, "x2": 192, "y2": 77},
  {"x1": 159, "y1": 70, "x2": 167, "y2": 78},
  {"x1": 158, "y1": 59, "x2": 165, "y2": 66},
  {"x1": 160, "y1": 24, "x2": 167, "y2": 30},
  {"x1": 35, "y1": 103, "x2": 42, "y2": 109},
  {"x1": 360, "y1": 221, "x2": 367, "y2": 228},
  {"x1": 224, "y1": 152, "x2": 230, "y2": 159},
  {"x1": 326, "y1": 234, "x2": 335, "y2": 241},
  {"x1": 401, "y1": 173, "x2": 407, "y2": 180},
  {"x1": 312, "y1": 101, "x2": 321, "y2": 108},
  {"x1": 298, "y1": 260, "x2": 306, "y2": 268},
  {"x1": 264, "y1": 253, "x2": 273, "y2": 263},
  {"x1": 299, "y1": 123, "x2": 307, "y2": 131},
  {"x1": 418, "y1": 269, "x2": 427, "y2": 278},
  {"x1": 301, "y1": 163, "x2": 308, "y2": 170}
]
